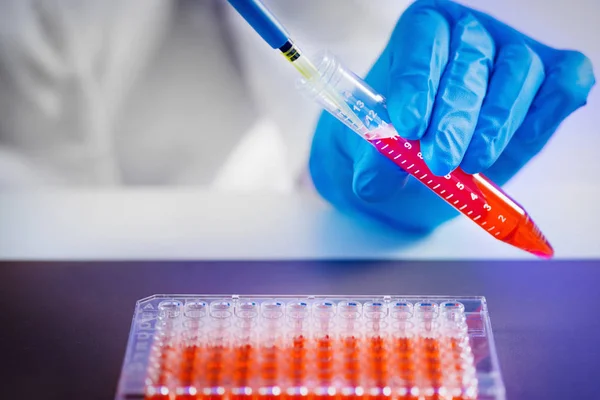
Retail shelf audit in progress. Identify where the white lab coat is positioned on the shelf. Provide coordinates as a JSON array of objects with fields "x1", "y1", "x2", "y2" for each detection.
[{"x1": 0, "y1": 0, "x2": 408, "y2": 189}]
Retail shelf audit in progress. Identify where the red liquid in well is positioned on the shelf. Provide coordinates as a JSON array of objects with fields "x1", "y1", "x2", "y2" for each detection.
[
  {"x1": 175, "y1": 344, "x2": 201, "y2": 400},
  {"x1": 449, "y1": 337, "x2": 466, "y2": 374},
  {"x1": 446, "y1": 337, "x2": 477, "y2": 400},
  {"x1": 204, "y1": 344, "x2": 228, "y2": 400},
  {"x1": 393, "y1": 337, "x2": 417, "y2": 400},
  {"x1": 231, "y1": 344, "x2": 255, "y2": 400},
  {"x1": 258, "y1": 343, "x2": 281, "y2": 400},
  {"x1": 368, "y1": 132, "x2": 553, "y2": 258},
  {"x1": 141, "y1": 323, "x2": 482, "y2": 400},
  {"x1": 340, "y1": 336, "x2": 362, "y2": 400},
  {"x1": 366, "y1": 335, "x2": 389, "y2": 400},
  {"x1": 417, "y1": 338, "x2": 443, "y2": 400},
  {"x1": 314, "y1": 335, "x2": 335, "y2": 400},
  {"x1": 284, "y1": 335, "x2": 308, "y2": 400},
  {"x1": 146, "y1": 344, "x2": 176, "y2": 400}
]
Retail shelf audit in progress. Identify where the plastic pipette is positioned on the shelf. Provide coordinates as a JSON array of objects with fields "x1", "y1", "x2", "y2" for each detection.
[{"x1": 227, "y1": 0, "x2": 554, "y2": 258}]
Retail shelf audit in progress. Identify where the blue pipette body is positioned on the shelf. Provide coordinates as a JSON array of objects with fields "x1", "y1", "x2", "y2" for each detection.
[{"x1": 227, "y1": 0, "x2": 290, "y2": 49}]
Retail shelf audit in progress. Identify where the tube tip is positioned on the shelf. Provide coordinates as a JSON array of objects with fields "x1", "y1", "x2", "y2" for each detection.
[
  {"x1": 528, "y1": 236, "x2": 554, "y2": 259},
  {"x1": 502, "y1": 216, "x2": 554, "y2": 259}
]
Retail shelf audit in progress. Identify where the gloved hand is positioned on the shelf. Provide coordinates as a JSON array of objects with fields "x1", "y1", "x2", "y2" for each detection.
[{"x1": 309, "y1": 0, "x2": 595, "y2": 235}]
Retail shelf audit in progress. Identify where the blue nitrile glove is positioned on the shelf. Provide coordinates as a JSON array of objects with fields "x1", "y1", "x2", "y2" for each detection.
[{"x1": 309, "y1": 0, "x2": 595, "y2": 235}]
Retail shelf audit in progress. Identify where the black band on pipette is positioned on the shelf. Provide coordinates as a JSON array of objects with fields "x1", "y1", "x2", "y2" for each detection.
[
  {"x1": 279, "y1": 40, "x2": 300, "y2": 62},
  {"x1": 279, "y1": 41, "x2": 293, "y2": 53}
]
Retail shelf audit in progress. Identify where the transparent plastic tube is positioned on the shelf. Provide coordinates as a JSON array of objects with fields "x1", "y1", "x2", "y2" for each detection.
[{"x1": 297, "y1": 51, "x2": 554, "y2": 258}]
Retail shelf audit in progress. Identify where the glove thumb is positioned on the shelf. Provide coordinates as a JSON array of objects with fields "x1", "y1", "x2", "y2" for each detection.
[{"x1": 352, "y1": 143, "x2": 409, "y2": 202}]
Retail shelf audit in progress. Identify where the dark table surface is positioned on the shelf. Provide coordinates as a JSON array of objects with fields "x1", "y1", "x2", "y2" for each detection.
[{"x1": 1, "y1": 260, "x2": 599, "y2": 400}]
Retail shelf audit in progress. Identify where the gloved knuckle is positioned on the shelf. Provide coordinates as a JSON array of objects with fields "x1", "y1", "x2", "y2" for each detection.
[
  {"x1": 460, "y1": 158, "x2": 480, "y2": 175},
  {"x1": 392, "y1": 3, "x2": 447, "y2": 42},
  {"x1": 462, "y1": 143, "x2": 488, "y2": 172},
  {"x1": 399, "y1": 0, "x2": 450, "y2": 30},
  {"x1": 561, "y1": 50, "x2": 594, "y2": 72},
  {"x1": 308, "y1": 148, "x2": 330, "y2": 193},
  {"x1": 475, "y1": 151, "x2": 496, "y2": 171},
  {"x1": 431, "y1": 159, "x2": 456, "y2": 177},
  {"x1": 526, "y1": 46, "x2": 545, "y2": 79},
  {"x1": 506, "y1": 43, "x2": 542, "y2": 68},
  {"x1": 414, "y1": 0, "x2": 464, "y2": 23},
  {"x1": 501, "y1": 43, "x2": 545, "y2": 82},
  {"x1": 352, "y1": 179, "x2": 367, "y2": 199},
  {"x1": 388, "y1": 69, "x2": 431, "y2": 86},
  {"x1": 406, "y1": 0, "x2": 441, "y2": 12},
  {"x1": 553, "y1": 50, "x2": 596, "y2": 104},
  {"x1": 454, "y1": 13, "x2": 496, "y2": 61}
]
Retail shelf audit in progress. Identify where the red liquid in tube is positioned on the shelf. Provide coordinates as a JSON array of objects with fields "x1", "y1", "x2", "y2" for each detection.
[{"x1": 367, "y1": 129, "x2": 553, "y2": 258}]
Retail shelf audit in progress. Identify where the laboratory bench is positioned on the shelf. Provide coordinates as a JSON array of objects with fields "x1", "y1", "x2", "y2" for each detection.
[
  {"x1": 1, "y1": 260, "x2": 599, "y2": 400},
  {"x1": 0, "y1": 188, "x2": 599, "y2": 260}
]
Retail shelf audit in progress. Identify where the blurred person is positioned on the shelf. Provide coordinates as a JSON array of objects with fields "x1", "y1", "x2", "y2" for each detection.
[{"x1": 0, "y1": 0, "x2": 594, "y2": 235}]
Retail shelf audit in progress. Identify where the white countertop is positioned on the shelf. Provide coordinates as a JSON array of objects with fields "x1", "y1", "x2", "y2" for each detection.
[{"x1": 1, "y1": 182, "x2": 597, "y2": 260}]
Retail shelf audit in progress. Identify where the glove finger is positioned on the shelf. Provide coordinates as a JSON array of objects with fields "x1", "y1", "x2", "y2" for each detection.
[
  {"x1": 485, "y1": 49, "x2": 596, "y2": 185},
  {"x1": 352, "y1": 143, "x2": 409, "y2": 202},
  {"x1": 343, "y1": 45, "x2": 412, "y2": 204},
  {"x1": 460, "y1": 43, "x2": 545, "y2": 174},
  {"x1": 386, "y1": 3, "x2": 450, "y2": 140},
  {"x1": 309, "y1": 113, "x2": 415, "y2": 227},
  {"x1": 309, "y1": 113, "x2": 357, "y2": 210},
  {"x1": 420, "y1": 13, "x2": 495, "y2": 176}
]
